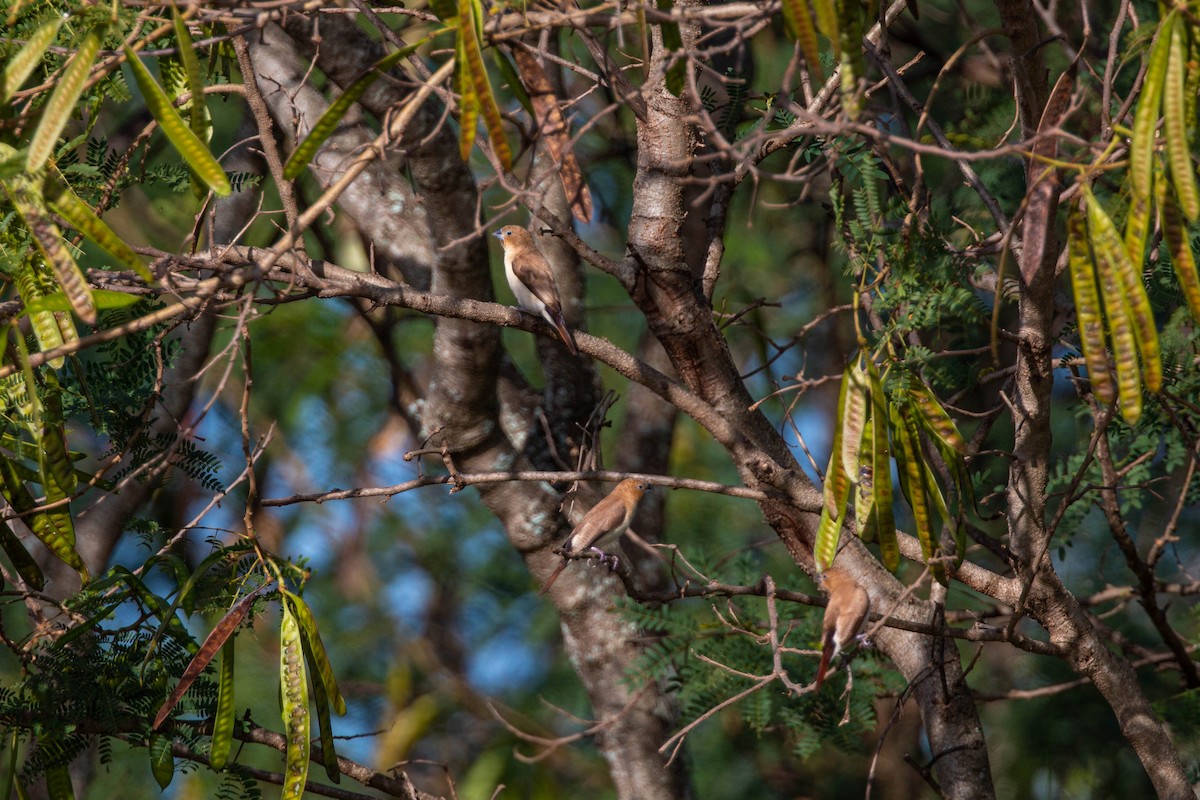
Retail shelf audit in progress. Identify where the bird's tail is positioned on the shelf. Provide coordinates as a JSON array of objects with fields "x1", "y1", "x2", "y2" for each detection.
[
  {"x1": 550, "y1": 309, "x2": 578, "y2": 355},
  {"x1": 537, "y1": 558, "x2": 570, "y2": 596},
  {"x1": 815, "y1": 630, "x2": 836, "y2": 689}
]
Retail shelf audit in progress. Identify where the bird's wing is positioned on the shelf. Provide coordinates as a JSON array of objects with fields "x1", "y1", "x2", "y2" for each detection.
[
  {"x1": 566, "y1": 495, "x2": 628, "y2": 552},
  {"x1": 510, "y1": 250, "x2": 563, "y2": 313}
]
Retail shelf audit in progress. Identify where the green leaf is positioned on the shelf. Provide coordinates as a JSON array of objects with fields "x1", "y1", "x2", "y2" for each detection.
[
  {"x1": 45, "y1": 764, "x2": 74, "y2": 800},
  {"x1": 148, "y1": 732, "x2": 174, "y2": 790},
  {"x1": 491, "y1": 47, "x2": 532, "y2": 116},
  {"x1": 656, "y1": 0, "x2": 686, "y2": 96}
]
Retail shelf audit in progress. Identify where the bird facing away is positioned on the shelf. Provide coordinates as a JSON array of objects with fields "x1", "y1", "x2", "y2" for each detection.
[
  {"x1": 493, "y1": 225, "x2": 578, "y2": 355},
  {"x1": 538, "y1": 478, "x2": 651, "y2": 596},
  {"x1": 815, "y1": 567, "x2": 871, "y2": 690}
]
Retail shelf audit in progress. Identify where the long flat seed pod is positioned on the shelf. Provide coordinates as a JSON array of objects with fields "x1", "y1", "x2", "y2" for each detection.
[
  {"x1": 48, "y1": 181, "x2": 154, "y2": 283},
  {"x1": 0, "y1": 521, "x2": 44, "y2": 590},
  {"x1": 296, "y1": 611, "x2": 340, "y2": 784},
  {"x1": 456, "y1": 0, "x2": 511, "y2": 169},
  {"x1": 39, "y1": 372, "x2": 76, "y2": 494},
  {"x1": 781, "y1": 0, "x2": 823, "y2": 83},
  {"x1": 1165, "y1": 17, "x2": 1200, "y2": 220},
  {"x1": 27, "y1": 27, "x2": 103, "y2": 172},
  {"x1": 1161, "y1": 187, "x2": 1200, "y2": 321},
  {"x1": 890, "y1": 398, "x2": 938, "y2": 577},
  {"x1": 840, "y1": 358, "x2": 869, "y2": 481},
  {"x1": 814, "y1": 370, "x2": 852, "y2": 569},
  {"x1": 284, "y1": 40, "x2": 427, "y2": 181},
  {"x1": 13, "y1": 260, "x2": 65, "y2": 368},
  {"x1": 0, "y1": 17, "x2": 61, "y2": 104},
  {"x1": 1086, "y1": 188, "x2": 1162, "y2": 394},
  {"x1": 854, "y1": 415, "x2": 876, "y2": 541},
  {"x1": 456, "y1": 36, "x2": 479, "y2": 164},
  {"x1": 910, "y1": 382, "x2": 967, "y2": 456},
  {"x1": 209, "y1": 640, "x2": 236, "y2": 770},
  {"x1": 1068, "y1": 202, "x2": 1115, "y2": 403},
  {"x1": 868, "y1": 363, "x2": 897, "y2": 570},
  {"x1": 279, "y1": 599, "x2": 311, "y2": 800},
  {"x1": 1021, "y1": 59, "x2": 1076, "y2": 285},
  {"x1": 5, "y1": 174, "x2": 97, "y2": 324},
  {"x1": 284, "y1": 591, "x2": 346, "y2": 715},
  {"x1": 1130, "y1": 14, "x2": 1173, "y2": 202},
  {"x1": 510, "y1": 47, "x2": 594, "y2": 223},
  {"x1": 835, "y1": 0, "x2": 865, "y2": 120},
  {"x1": 38, "y1": 457, "x2": 74, "y2": 552},
  {"x1": 1084, "y1": 195, "x2": 1144, "y2": 422},
  {"x1": 123, "y1": 44, "x2": 230, "y2": 197},
  {"x1": 171, "y1": 8, "x2": 207, "y2": 141},
  {"x1": 152, "y1": 588, "x2": 263, "y2": 729},
  {"x1": 814, "y1": 494, "x2": 843, "y2": 572},
  {"x1": 0, "y1": 455, "x2": 86, "y2": 581},
  {"x1": 811, "y1": 0, "x2": 839, "y2": 46}
]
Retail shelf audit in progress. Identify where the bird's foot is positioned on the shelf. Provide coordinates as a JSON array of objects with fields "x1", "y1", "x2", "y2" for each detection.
[
  {"x1": 855, "y1": 634, "x2": 872, "y2": 650},
  {"x1": 588, "y1": 547, "x2": 620, "y2": 571}
]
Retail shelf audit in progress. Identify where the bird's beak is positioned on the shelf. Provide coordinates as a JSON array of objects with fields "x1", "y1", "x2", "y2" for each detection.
[{"x1": 492, "y1": 230, "x2": 504, "y2": 240}]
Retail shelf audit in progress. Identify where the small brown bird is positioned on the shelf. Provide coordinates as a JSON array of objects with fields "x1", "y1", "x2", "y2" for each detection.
[
  {"x1": 493, "y1": 225, "x2": 578, "y2": 355},
  {"x1": 538, "y1": 478, "x2": 651, "y2": 596},
  {"x1": 815, "y1": 567, "x2": 871, "y2": 690}
]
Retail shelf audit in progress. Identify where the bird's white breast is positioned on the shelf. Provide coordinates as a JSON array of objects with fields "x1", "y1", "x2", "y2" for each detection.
[{"x1": 504, "y1": 253, "x2": 548, "y2": 317}]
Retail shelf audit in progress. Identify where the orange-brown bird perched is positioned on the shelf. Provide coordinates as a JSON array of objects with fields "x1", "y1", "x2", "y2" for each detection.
[
  {"x1": 815, "y1": 567, "x2": 871, "y2": 690},
  {"x1": 538, "y1": 478, "x2": 651, "y2": 596},
  {"x1": 493, "y1": 225, "x2": 578, "y2": 355}
]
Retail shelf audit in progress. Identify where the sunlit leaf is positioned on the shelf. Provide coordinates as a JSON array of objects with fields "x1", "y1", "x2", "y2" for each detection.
[{"x1": 148, "y1": 732, "x2": 174, "y2": 789}]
